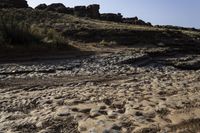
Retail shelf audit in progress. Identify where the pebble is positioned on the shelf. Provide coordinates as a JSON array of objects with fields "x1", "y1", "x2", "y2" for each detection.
[
  {"x1": 99, "y1": 105, "x2": 107, "y2": 110},
  {"x1": 96, "y1": 120, "x2": 105, "y2": 126},
  {"x1": 135, "y1": 111, "x2": 143, "y2": 116},
  {"x1": 107, "y1": 110, "x2": 118, "y2": 119},
  {"x1": 112, "y1": 101, "x2": 124, "y2": 109},
  {"x1": 88, "y1": 128, "x2": 97, "y2": 133},
  {"x1": 56, "y1": 106, "x2": 70, "y2": 116},
  {"x1": 90, "y1": 109, "x2": 101, "y2": 118},
  {"x1": 78, "y1": 126, "x2": 87, "y2": 132},
  {"x1": 111, "y1": 124, "x2": 122, "y2": 130},
  {"x1": 79, "y1": 108, "x2": 91, "y2": 113}
]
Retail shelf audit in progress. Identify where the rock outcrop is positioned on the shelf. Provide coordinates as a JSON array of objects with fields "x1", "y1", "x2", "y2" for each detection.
[
  {"x1": 86, "y1": 4, "x2": 100, "y2": 19},
  {"x1": 123, "y1": 17, "x2": 138, "y2": 24},
  {"x1": 34, "y1": 3, "x2": 151, "y2": 26},
  {"x1": 74, "y1": 5, "x2": 100, "y2": 18},
  {"x1": 35, "y1": 4, "x2": 100, "y2": 18},
  {"x1": 122, "y1": 17, "x2": 152, "y2": 26},
  {"x1": 35, "y1": 4, "x2": 47, "y2": 10},
  {"x1": 35, "y1": 3, "x2": 74, "y2": 14},
  {"x1": 100, "y1": 13, "x2": 123, "y2": 22},
  {"x1": 74, "y1": 6, "x2": 87, "y2": 17},
  {"x1": 46, "y1": 3, "x2": 67, "y2": 13},
  {"x1": 0, "y1": 0, "x2": 28, "y2": 8}
]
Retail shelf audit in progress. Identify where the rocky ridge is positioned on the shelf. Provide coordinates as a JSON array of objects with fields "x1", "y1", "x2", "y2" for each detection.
[{"x1": 35, "y1": 3, "x2": 152, "y2": 26}]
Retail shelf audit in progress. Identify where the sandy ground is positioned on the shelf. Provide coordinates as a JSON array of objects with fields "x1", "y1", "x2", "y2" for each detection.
[{"x1": 0, "y1": 46, "x2": 200, "y2": 133}]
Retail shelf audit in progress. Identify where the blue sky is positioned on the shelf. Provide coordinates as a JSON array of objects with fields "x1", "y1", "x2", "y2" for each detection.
[{"x1": 27, "y1": 0, "x2": 200, "y2": 28}]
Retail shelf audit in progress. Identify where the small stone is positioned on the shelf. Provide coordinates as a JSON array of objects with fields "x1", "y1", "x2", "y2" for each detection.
[
  {"x1": 155, "y1": 105, "x2": 169, "y2": 115},
  {"x1": 45, "y1": 100, "x2": 53, "y2": 104},
  {"x1": 122, "y1": 128, "x2": 128, "y2": 132},
  {"x1": 111, "y1": 124, "x2": 121, "y2": 130},
  {"x1": 74, "y1": 114, "x2": 84, "y2": 120},
  {"x1": 103, "y1": 129, "x2": 120, "y2": 133},
  {"x1": 56, "y1": 99, "x2": 64, "y2": 105},
  {"x1": 56, "y1": 106, "x2": 70, "y2": 116},
  {"x1": 71, "y1": 99, "x2": 84, "y2": 104},
  {"x1": 112, "y1": 101, "x2": 124, "y2": 109},
  {"x1": 103, "y1": 129, "x2": 110, "y2": 133},
  {"x1": 108, "y1": 110, "x2": 118, "y2": 119},
  {"x1": 90, "y1": 109, "x2": 101, "y2": 117},
  {"x1": 90, "y1": 97, "x2": 96, "y2": 101},
  {"x1": 88, "y1": 127, "x2": 97, "y2": 133},
  {"x1": 132, "y1": 104, "x2": 141, "y2": 109},
  {"x1": 128, "y1": 88, "x2": 134, "y2": 91},
  {"x1": 71, "y1": 107, "x2": 79, "y2": 112},
  {"x1": 176, "y1": 101, "x2": 184, "y2": 109},
  {"x1": 99, "y1": 110, "x2": 108, "y2": 115},
  {"x1": 135, "y1": 111, "x2": 143, "y2": 116},
  {"x1": 158, "y1": 90, "x2": 167, "y2": 95},
  {"x1": 78, "y1": 126, "x2": 87, "y2": 132},
  {"x1": 57, "y1": 112, "x2": 70, "y2": 117},
  {"x1": 79, "y1": 108, "x2": 91, "y2": 113},
  {"x1": 36, "y1": 121, "x2": 44, "y2": 128},
  {"x1": 103, "y1": 98, "x2": 112, "y2": 105},
  {"x1": 116, "y1": 108, "x2": 125, "y2": 114},
  {"x1": 144, "y1": 111, "x2": 156, "y2": 118},
  {"x1": 99, "y1": 105, "x2": 107, "y2": 110},
  {"x1": 118, "y1": 89, "x2": 125, "y2": 93},
  {"x1": 96, "y1": 120, "x2": 105, "y2": 126}
]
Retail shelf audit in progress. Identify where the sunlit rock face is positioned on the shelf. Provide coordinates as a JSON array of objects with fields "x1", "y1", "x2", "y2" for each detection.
[{"x1": 0, "y1": 0, "x2": 28, "y2": 8}]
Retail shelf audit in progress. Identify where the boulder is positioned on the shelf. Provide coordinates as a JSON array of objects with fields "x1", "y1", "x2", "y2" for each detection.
[
  {"x1": 146, "y1": 22, "x2": 152, "y2": 26},
  {"x1": 86, "y1": 4, "x2": 100, "y2": 19},
  {"x1": 135, "y1": 19, "x2": 147, "y2": 25},
  {"x1": 48, "y1": 3, "x2": 66, "y2": 9},
  {"x1": 123, "y1": 17, "x2": 152, "y2": 26},
  {"x1": 0, "y1": 0, "x2": 28, "y2": 8},
  {"x1": 45, "y1": 6, "x2": 56, "y2": 12},
  {"x1": 35, "y1": 4, "x2": 47, "y2": 10},
  {"x1": 74, "y1": 6, "x2": 87, "y2": 17},
  {"x1": 123, "y1": 17, "x2": 138, "y2": 24},
  {"x1": 46, "y1": 3, "x2": 67, "y2": 13},
  {"x1": 65, "y1": 7, "x2": 74, "y2": 15},
  {"x1": 100, "y1": 13, "x2": 123, "y2": 22}
]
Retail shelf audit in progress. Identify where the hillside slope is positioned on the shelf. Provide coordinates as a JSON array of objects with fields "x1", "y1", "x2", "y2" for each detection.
[{"x1": 1, "y1": 9, "x2": 200, "y2": 48}]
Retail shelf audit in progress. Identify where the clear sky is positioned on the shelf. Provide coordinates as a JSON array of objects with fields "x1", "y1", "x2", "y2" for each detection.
[{"x1": 27, "y1": 0, "x2": 200, "y2": 28}]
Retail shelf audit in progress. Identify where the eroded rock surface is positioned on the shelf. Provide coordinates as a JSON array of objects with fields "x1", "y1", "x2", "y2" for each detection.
[{"x1": 0, "y1": 47, "x2": 200, "y2": 132}]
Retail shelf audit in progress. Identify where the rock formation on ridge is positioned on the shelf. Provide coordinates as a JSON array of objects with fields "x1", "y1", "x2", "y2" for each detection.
[{"x1": 0, "y1": 0, "x2": 28, "y2": 8}]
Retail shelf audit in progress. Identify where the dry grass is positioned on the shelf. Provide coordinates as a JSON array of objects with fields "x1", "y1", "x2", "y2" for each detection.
[{"x1": 0, "y1": 8, "x2": 199, "y2": 49}]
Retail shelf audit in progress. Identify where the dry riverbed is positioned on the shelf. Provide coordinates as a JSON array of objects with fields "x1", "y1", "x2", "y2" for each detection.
[{"x1": 0, "y1": 47, "x2": 200, "y2": 133}]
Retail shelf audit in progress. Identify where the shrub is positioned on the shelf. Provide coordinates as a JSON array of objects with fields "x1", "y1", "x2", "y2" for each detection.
[
  {"x1": 0, "y1": 13, "x2": 41, "y2": 45},
  {"x1": 0, "y1": 13, "x2": 69, "y2": 49},
  {"x1": 42, "y1": 29, "x2": 69, "y2": 49}
]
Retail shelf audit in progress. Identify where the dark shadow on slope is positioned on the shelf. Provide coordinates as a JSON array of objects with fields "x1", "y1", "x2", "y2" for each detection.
[
  {"x1": 63, "y1": 28, "x2": 200, "y2": 48},
  {"x1": 121, "y1": 48, "x2": 200, "y2": 70},
  {"x1": 0, "y1": 44, "x2": 94, "y2": 63},
  {"x1": 64, "y1": 28, "x2": 200, "y2": 70}
]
